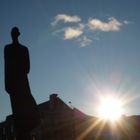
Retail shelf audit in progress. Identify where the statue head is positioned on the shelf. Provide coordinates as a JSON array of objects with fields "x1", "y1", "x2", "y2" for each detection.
[{"x1": 11, "y1": 27, "x2": 20, "y2": 41}]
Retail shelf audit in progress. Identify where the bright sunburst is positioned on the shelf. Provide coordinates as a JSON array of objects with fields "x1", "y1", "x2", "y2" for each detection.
[{"x1": 98, "y1": 96, "x2": 123, "y2": 121}]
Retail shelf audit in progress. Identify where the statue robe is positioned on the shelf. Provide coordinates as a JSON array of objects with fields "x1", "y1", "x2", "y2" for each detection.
[{"x1": 4, "y1": 43, "x2": 40, "y2": 134}]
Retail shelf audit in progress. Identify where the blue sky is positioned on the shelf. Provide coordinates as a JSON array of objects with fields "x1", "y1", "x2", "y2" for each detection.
[{"x1": 0, "y1": 0, "x2": 140, "y2": 121}]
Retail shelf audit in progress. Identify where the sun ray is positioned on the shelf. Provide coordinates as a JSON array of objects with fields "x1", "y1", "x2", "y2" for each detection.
[
  {"x1": 76, "y1": 118, "x2": 102, "y2": 140},
  {"x1": 94, "y1": 119, "x2": 107, "y2": 140},
  {"x1": 116, "y1": 119, "x2": 133, "y2": 140}
]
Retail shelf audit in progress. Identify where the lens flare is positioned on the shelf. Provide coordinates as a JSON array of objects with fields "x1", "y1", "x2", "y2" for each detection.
[{"x1": 98, "y1": 96, "x2": 123, "y2": 121}]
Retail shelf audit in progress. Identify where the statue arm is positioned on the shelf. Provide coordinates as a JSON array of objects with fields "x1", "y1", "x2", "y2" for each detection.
[
  {"x1": 4, "y1": 46, "x2": 10, "y2": 93},
  {"x1": 25, "y1": 48, "x2": 30, "y2": 74}
]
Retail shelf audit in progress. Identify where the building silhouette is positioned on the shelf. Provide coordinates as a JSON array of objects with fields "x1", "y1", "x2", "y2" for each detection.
[
  {"x1": 1, "y1": 94, "x2": 140, "y2": 140},
  {"x1": 0, "y1": 94, "x2": 89, "y2": 140}
]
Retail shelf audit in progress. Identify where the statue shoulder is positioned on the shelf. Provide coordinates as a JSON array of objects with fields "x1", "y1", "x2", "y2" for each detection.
[
  {"x1": 5, "y1": 44, "x2": 12, "y2": 48},
  {"x1": 4, "y1": 44, "x2": 13, "y2": 52},
  {"x1": 20, "y1": 44, "x2": 28, "y2": 50}
]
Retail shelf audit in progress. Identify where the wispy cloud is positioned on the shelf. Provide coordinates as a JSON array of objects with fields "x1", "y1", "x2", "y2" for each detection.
[
  {"x1": 123, "y1": 20, "x2": 130, "y2": 25},
  {"x1": 88, "y1": 17, "x2": 123, "y2": 32},
  {"x1": 51, "y1": 14, "x2": 81, "y2": 26},
  {"x1": 51, "y1": 14, "x2": 129, "y2": 47},
  {"x1": 78, "y1": 36, "x2": 92, "y2": 47}
]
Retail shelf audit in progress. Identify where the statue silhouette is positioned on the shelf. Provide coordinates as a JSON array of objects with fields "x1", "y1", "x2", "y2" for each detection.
[{"x1": 4, "y1": 27, "x2": 40, "y2": 140}]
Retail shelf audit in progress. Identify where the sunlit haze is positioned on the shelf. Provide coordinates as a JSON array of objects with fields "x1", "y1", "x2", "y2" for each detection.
[{"x1": 1, "y1": 0, "x2": 140, "y2": 121}]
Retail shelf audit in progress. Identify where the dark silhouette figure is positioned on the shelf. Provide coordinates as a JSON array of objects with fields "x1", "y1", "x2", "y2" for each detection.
[{"x1": 4, "y1": 27, "x2": 40, "y2": 140}]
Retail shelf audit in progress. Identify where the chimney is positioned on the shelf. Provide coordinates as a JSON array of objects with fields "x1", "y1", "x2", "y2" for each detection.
[{"x1": 50, "y1": 94, "x2": 58, "y2": 109}]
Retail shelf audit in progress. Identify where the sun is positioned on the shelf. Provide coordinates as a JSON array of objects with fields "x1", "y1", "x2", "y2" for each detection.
[{"x1": 98, "y1": 96, "x2": 123, "y2": 121}]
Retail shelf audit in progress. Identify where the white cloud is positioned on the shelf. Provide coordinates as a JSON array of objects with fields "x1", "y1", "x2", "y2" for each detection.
[
  {"x1": 51, "y1": 14, "x2": 81, "y2": 26},
  {"x1": 52, "y1": 24, "x2": 84, "y2": 40},
  {"x1": 64, "y1": 27, "x2": 83, "y2": 40},
  {"x1": 51, "y1": 14, "x2": 129, "y2": 47},
  {"x1": 88, "y1": 17, "x2": 123, "y2": 32}
]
